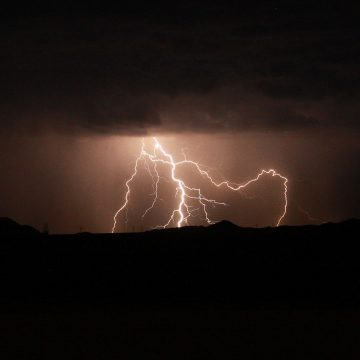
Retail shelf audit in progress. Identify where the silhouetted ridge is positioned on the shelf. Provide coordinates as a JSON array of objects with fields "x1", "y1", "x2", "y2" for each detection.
[
  {"x1": 0, "y1": 217, "x2": 39, "y2": 236},
  {"x1": 0, "y1": 217, "x2": 19, "y2": 230},
  {"x1": 336, "y1": 218, "x2": 360, "y2": 226},
  {"x1": 0, "y1": 217, "x2": 360, "y2": 305},
  {"x1": 208, "y1": 220, "x2": 240, "y2": 230}
]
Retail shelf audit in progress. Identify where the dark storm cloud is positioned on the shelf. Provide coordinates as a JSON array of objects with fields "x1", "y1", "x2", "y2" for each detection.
[{"x1": 1, "y1": 2, "x2": 359, "y2": 134}]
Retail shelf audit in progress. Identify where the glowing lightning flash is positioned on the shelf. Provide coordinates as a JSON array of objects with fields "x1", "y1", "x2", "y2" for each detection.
[{"x1": 112, "y1": 138, "x2": 288, "y2": 233}]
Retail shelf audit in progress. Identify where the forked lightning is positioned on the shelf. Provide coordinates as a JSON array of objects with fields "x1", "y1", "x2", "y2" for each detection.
[{"x1": 112, "y1": 138, "x2": 288, "y2": 233}]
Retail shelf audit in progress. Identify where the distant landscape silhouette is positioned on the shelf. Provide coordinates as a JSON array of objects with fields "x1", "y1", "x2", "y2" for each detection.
[
  {"x1": 2, "y1": 217, "x2": 360, "y2": 359},
  {"x1": 1, "y1": 217, "x2": 359, "y2": 305}
]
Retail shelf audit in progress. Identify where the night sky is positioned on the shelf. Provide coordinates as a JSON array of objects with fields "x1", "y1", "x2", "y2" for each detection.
[{"x1": 1, "y1": 2, "x2": 359, "y2": 233}]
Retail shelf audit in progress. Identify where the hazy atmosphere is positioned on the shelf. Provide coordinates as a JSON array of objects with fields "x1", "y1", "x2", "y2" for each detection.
[{"x1": 1, "y1": 2, "x2": 359, "y2": 233}]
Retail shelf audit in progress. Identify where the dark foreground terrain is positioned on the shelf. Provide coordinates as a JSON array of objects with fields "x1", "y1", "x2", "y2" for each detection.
[{"x1": 1, "y1": 218, "x2": 360, "y2": 359}]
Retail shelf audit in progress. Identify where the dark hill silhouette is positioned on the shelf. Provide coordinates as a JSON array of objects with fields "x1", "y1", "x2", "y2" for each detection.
[
  {"x1": 0, "y1": 217, "x2": 360, "y2": 305},
  {"x1": 208, "y1": 219, "x2": 241, "y2": 231},
  {"x1": 0, "y1": 217, "x2": 39, "y2": 236},
  {"x1": 2, "y1": 218, "x2": 360, "y2": 359},
  {"x1": 0, "y1": 217, "x2": 26, "y2": 233}
]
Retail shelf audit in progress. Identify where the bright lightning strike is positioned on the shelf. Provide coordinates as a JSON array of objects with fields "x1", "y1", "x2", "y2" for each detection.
[{"x1": 112, "y1": 138, "x2": 288, "y2": 233}]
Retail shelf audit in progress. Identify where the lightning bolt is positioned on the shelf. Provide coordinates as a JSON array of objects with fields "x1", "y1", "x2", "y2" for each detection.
[
  {"x1": 292, "y1": 200, "x2": 324, "y2": 224},
  {"x1": 112, "y1": 138, "x2": 288, "y2": 233}
]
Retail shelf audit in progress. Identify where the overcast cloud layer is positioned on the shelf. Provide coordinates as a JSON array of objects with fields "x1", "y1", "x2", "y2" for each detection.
[
  {"x1": 1, "y1": 2, "x2": 359, "y2": 135},
  {"x1": 1, "y1": 2, "x2": 360, "y2": 232}
]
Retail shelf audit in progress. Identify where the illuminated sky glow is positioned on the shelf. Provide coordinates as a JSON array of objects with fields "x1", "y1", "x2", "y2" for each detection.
[
  {"x1": 112, "y1": 138, "x2": 288, "y2": 232},
  {"x1": 1, "y1": 4, "x2": 359, "y2": 233}
]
